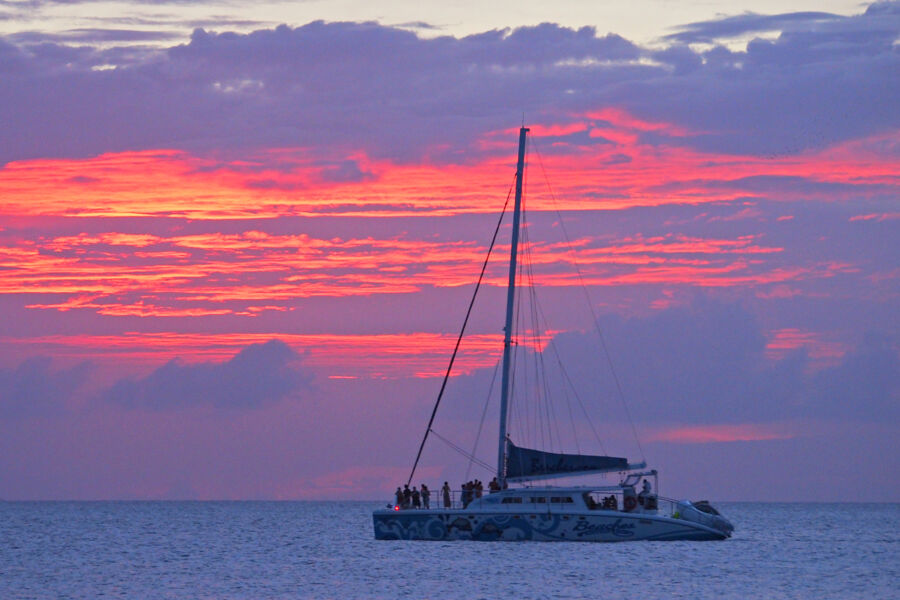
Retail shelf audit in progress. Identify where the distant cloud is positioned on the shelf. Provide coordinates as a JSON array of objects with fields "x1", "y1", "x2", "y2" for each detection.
[
  {"x1": 492, "y1": 297, "x2": 900, "y2": 429},
  {"x1": 0, "y1": 357, "x2": 91, "y2": 418},
  {"x1": 103, "y1": 339, "x2": 311, "y2": 409},
  {"x1": 9, "y1": 28, "x2": 183, "y2": 44},
  {"x1": 1, "y1": 4, "x2": 895, "y2": 164},
  {"x1": 664, "y1": 11, "x2": 837, "y2": 44}
]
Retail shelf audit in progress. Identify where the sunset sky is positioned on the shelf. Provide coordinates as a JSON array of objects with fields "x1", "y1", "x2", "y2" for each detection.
[{"x1": 1, "y1": 0, "x2": 897, "y2": 501}]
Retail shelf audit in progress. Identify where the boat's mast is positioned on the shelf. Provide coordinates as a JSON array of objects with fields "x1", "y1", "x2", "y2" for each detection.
[{"x1": 497, "y1": 126, "x2": 528, "y2": 485}]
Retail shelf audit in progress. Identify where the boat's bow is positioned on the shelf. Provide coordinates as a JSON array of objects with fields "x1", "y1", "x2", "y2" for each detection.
[{"x1": 675, "y1": 499, "x2": 734, "y2": 537}]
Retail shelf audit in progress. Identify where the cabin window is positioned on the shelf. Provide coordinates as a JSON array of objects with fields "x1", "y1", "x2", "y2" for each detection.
[
  {"x1": 501, "y1": 497, "x2": 523, "y2": 504},
  {"x1": 550, "y1": 497, "x2": 574, "y2": 503},
  {"x1": 530, "y1": 497, "x2": 547, "y2": 504}
]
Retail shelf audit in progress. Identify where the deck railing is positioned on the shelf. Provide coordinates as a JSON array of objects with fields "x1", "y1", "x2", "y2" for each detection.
[
  {"x1": 387, "y1": 490, "x2": 682, "y2": 515},
  {"x1": 389, "y1": 489, "x2": 494, "y2": 511}
]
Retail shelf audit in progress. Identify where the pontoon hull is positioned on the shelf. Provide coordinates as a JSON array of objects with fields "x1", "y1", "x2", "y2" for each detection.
[{"x1": 373, "y1": 509, "x2": 728, "y2": 542}]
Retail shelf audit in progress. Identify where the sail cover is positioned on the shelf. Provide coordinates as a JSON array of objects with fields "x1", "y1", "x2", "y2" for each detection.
[{"x1": 505, "y1": 441, "x2": 629, "y2": 480}]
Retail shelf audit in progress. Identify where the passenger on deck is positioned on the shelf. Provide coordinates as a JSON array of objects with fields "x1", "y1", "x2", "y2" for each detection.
[
  {"x1": 412, "y1": 486, "x2": 421, "y2": 509},
  {"x1": 488, "y1": 477, "x2": 500, "y2": 493},
  {"x1": 402, "y1": 484, "x2": 411, "y2": 508},
  {"x1": 463, "y1": 481, "x2": 475, "y2": 507},
  {"x1": 475, "y1": 480, "x2": 483, "y2": 498},
  {"x1": 638, "y1": 479, "x2": 651, "y2": 508},
  {"x1": 395, "y1": 487, "x2": 403, "y2": 507},
  {"x1": 442, "y1": 482, "x2": 451, "y2": 508},
  {"x1": 421, "y1": 484, "x2": 430, "y2": 509}
]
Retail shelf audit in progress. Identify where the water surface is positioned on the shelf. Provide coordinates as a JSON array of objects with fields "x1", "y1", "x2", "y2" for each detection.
[{"x1": 2, "y1": 501, "x2": 897, "y2": 599}]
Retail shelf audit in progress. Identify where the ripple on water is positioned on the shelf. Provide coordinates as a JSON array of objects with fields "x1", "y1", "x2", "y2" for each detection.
[{"x1": 0, "y1": 501, "x2": 897, "y2": 600}]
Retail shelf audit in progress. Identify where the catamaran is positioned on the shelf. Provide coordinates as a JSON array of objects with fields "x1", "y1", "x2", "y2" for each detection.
[{"x1": 373, "y1": 126, "x2": 734, "y2": 542}]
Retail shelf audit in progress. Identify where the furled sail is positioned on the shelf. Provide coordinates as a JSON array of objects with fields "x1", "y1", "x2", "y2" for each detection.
[{"x1": 505, "y1": 440, "x2": 629, "y2": 481}]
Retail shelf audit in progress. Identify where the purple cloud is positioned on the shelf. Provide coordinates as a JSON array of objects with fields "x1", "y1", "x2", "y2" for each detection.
[
  {"x1": 102, "y1": 339, "x2": 311, "y2": 409},
  {"x1": 0, "y1": 5, "x2": 895, "y2": 165},
  {"x1": 0, "y1": 357, "x2": 91, "y2": 418}
]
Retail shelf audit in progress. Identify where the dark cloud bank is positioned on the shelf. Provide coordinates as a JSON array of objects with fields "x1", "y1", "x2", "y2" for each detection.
[
  {"x1": 0, "y1": 356, "x2": 91, "y2": 417},
  {"x1": 0, "y1": 2, "x2": 897, "y2": 164},
  {"x1": 3, "y1": 301, "x2": 895, "y2": 425},
  {"x1": 553, "y1": 300, "x2": 900, "y2": 425},
  {"x1": 102, "y1": 339, "x2": 310, "y2": 409}
]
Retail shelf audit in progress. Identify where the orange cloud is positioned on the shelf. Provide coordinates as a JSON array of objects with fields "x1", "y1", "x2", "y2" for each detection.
[
  {"x1": 765, "y1": 328, "x2": 848, "y2": 370},
  {"x1": 1, "y1": 111, "x2": 894, "y2": 324},
  {"x1": 1, "y1": 116, "x2": 895, "y2": 221},
  {"x1": 1, "y1": 332, "x2": 506, "y2": 378}
]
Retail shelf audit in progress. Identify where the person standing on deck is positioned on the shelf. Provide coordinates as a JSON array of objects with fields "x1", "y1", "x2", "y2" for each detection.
[
  {"x1": 421, "y1": 484, "x2": 431, "y2": 509},
  {"x1": 412, "y1": 486, "x2": 421, "y2": 509},
  {"x1": 638, "y1": 479, "x2": 651, "y2": 508},
  {"x1": 442, "y1": 482, "x2": 451, "y2": 508}
]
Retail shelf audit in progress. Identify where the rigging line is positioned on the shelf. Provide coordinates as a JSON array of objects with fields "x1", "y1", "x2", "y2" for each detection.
[
  {"x1": 510, "y1": 279, "x2": 524, "y2": 444},
  {"x1": 430, "y1": 428, "x2": 494, "y2": 473},
  {"x1": 521, "y1": 198, "x2": 560, "y2": 454},
  {"x1": 529, "y1": 293, "x2": 607, "y2": 454},
  {"x1": 522, "y1": 220, "x2": 557, "y2": 453},
  {"x1": 406, "y1": 175, "x2": 517, "y2": 486},
  {"x1": 531, "y1": 138, "x2": 646, "y2": 463},
  {"x1": 546, "y1": 328, "x2": 608, "y2": 454},
  {"x1": 465, "y1": 358, "x2": 501, "y2": 482},
  {"x1": 514, "y1": 219, "x2": 539, "y2": 450}
]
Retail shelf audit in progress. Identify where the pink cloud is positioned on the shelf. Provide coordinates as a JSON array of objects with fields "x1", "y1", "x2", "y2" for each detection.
[{"x1": 648, "y1": 423, "x2": 796, "y2": 444}]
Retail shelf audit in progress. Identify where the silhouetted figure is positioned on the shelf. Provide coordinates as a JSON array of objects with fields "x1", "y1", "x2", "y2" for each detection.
[
  {"x1": 421, "y1": 484, "x2": 430, "y2": 509},
  {"x1": 412, "y1": 486, "x2": 421, "y2": 509},
  {"x1": 442, "y1": 482, "x2": 451, "y2": 508},
  {"x1": 402, "y1": 484, "x2": 411, "y2": 509},
  {"x1": 395, "y1": 487, "x2": 403, "y2": 507},
  {"x1": 489, "y1": 477, "x2": 500, "y2": 493},
  {"x1": 475, "y1": 480, "x2": 483, "y2": 498},
  {"x1": 462, "y1": 482, "x2": 475, "y2": 508},
  {"x1": 638, "y1": 479, "x2": 651, "y2": 508}
]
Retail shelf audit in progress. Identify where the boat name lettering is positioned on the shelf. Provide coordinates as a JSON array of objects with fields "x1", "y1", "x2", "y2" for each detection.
[{"x1": 573, "y1": 518, "x2": 635, "y2": 538}]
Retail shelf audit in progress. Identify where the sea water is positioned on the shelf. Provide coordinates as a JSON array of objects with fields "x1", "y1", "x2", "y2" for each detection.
[{"x1": 1, "y1": 501, "x2": 897, "y2": 599}]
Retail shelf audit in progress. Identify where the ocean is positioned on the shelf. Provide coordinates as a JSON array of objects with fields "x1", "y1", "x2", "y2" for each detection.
[{"x1": 1, "y1": 501, "x2": 897, "y2": 599}]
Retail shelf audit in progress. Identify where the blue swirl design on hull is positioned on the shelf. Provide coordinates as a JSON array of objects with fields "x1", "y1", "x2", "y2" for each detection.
[{"x1": 373, "y1": 511, "x2": 726, "y2": 542}]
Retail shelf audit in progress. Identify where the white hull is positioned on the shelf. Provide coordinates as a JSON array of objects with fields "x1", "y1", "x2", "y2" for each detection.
[{"x1": 373, "y1": 507, "x2": 728, "y2": 542}]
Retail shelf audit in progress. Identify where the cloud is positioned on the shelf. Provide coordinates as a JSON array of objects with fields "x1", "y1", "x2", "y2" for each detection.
[
  {"x1": 0, "y1": 5, "x2": 896, "y2": 164},
  {"x1": 0, "y1": 356, "x2": 91, "y2": 418},
  {"x1": 461, "y1": 297, "x2": 900, "y2": 430},
  {"x1": 665, "y1": 11, "x2": 839, "y2": 44},
  {"x1": 809, "y1": 332, "x2": 900, "y2": 420},
  {"x1": 665, "y1": 3, "x2": 900, "y2": 44},
  {"x1": 8, "y1": 28, "x2": 183, "y2": 44},
  {"x1": 103, "y1": 339, "x2": 311, "y2": 409}
]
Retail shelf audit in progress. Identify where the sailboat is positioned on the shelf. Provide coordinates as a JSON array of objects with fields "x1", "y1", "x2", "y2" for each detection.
[{"x1": 372, "y1": 127, "x2": 734, "y2": 542}]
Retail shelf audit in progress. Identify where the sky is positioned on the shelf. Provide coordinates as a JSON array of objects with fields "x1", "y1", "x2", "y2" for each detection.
[{"x1": 0, "y1": 0, "x2": 898, "y2": 502}]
